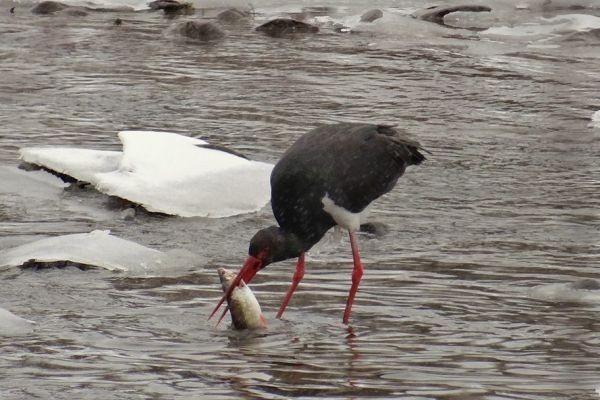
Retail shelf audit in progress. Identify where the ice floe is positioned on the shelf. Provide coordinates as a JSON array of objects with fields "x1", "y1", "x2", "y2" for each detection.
[
  {"x1": 20, "y1": 131, "x2": 274, "y2": 218},
  {"x1": 19, "y1": 147, "x2": 122, "y2": 184},
  {"x1": 0, "y1": 307, "x2": 35, "y2": 337},
  {"x1": 0, "y1": 230, "x2": 197, "y2": 274},
  {"x1": 1, "y1": 165, "x2": 67, "y2": 196},
  {"x1": 590, "y1": 110, "x2": 600, "y2": 128}
]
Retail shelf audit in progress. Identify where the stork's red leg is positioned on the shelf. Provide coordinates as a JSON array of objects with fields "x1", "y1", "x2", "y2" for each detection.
[
  {"x1": 276, "y1": 252, "x2": 305, "y2": 319},
  {"x1": 343, "y1": 231, "x2": 363, "y2": 325}
]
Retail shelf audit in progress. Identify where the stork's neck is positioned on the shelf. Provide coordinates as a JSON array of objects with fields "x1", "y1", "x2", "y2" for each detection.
[{"x1": 273, "y1": 228, "x2": 304, "y2": 264}]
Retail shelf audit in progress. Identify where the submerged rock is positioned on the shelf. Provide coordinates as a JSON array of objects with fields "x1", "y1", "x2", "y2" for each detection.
[
  {"x1": 149, "y1": 0, "x2": 182, "y2": 11},
  {"x1": 30, "y1": 1, "x2": 133, "y2": 16},
  {"x1": 529, "y1": 278, "x2": 600, "y2": 304},
  {"x1": 562, "y1": 28, "x2": 600, "y2": 44},
  {"x1": 31, "y1": 1, "x2": 67, "y2": 14},
  {"x1": 174, "y1": 21, "x2": 225, "y2": 41},
  {"x1": 256, "y1": 18, "x2": 319, "y2": 37},
  {"x1": 63, "y1": 8, "x2": 88, "y2": 17},
  {"x1": 31, "y1": 0, "x2": 88, "y2": 16},
  {"x1": 216, "y1": 8, "x2": 250, "y2": 24},
  {"x1": 359, "y1": 221, "x2": 389, "y2": 237},
  {"x1": 570, "y1": 278, "x2": 600, "y2": 290},
  {"x1": 148, "y1": 0, "x2": 193, "y2": 15},
  {"x1": 360, "y1": 9, "x2": 383, "y2": 23}
]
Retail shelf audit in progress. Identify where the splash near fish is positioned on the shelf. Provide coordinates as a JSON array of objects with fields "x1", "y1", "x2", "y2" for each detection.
[{"x1": 217, "y1": 267, "x2": 267, "y2": 330}]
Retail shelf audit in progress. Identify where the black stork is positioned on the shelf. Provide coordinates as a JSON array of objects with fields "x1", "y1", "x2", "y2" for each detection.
[{"x1": 210, "y1": 123, "x2": 426, "y2": 325}]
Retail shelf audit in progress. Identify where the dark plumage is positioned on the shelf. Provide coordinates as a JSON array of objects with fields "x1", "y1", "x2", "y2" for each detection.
[
  {"x1": 267, "y1": 123, "x2": 424, "y2": 252},
  {"x1": 210, "y1": 122, "x2": 426, "y2": 325}
]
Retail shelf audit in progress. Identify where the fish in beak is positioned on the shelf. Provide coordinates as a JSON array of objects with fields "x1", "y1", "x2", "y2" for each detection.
[
  {"x1": 208, "y1": 255, "x2": 263, "y2": 323},
  {"x1": 215, "y1": 266, "x2": 266, "y2": 330}
]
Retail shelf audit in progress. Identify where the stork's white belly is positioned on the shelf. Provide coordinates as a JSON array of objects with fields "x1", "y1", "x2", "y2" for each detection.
[{"x1": 321, "y1": 194, "x2": 371, "y2": 232}]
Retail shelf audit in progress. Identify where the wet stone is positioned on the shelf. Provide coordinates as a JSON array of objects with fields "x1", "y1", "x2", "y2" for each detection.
[
  {"x1": 216, "y1": 8, "x2": 250, "y2": 24},
  {"x1": 174, "y1": 21, "x2": 225, "y2": 41},
  {"x1": 360, "y1": 9, "x2": 383, "y2": 23},
  {"x1": 256, "y1": 18, "x2": 319, "y2": 37}
]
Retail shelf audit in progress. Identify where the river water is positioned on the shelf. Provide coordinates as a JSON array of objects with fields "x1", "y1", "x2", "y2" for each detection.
[{"x1": 1, "y1": 0, "x2": 599, "y2": 399}]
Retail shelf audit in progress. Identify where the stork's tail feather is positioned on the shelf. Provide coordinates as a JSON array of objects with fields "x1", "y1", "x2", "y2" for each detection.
[
  {"x1": 408, "y1": 146, "x2": 426, "y2": 165},
  {"x1": 375, "y1": 124, "x2": 429, "y2": 166}
]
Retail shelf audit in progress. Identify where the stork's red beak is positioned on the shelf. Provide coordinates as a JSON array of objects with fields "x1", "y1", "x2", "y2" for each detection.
[{"x1": 208, "y1": 255, "x2": 263, "y2": 323}]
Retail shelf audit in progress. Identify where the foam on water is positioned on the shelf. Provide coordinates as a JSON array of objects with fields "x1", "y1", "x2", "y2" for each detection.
[{"x1": 529, "y1": 279, "x2": 600, "y2": 304}]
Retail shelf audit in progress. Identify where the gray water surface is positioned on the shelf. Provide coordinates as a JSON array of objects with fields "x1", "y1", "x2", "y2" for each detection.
[{"x1": 1, "y1": 1, "x2": 599, "y2": 399}]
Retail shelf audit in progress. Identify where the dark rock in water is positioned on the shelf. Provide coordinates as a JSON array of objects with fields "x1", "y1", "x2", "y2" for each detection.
[
  {"x1": 31, "y1": 1, "x2": 89, "y2": 16},
  {"x1": 570, "y1": 278, "x2": 600, "y2": 291},
  {"x1": 114, "y1": 18, "x2": 123, "y2": 26},
  {"x1": 256, "y1": 18, "x2": 319, "y2": 37},
  {"x1": 149, "y1": 0, "x2": 180, "y2": 10},
  {"x1": 31, "y1": 1, "x2": 134, "y2": 15},
  {"x1": 175, "y1": 21, "x2": 225, "y2": 41},
  {"x1": 540, "y1": 3, "x2": 597, "y2": 12},
  {"x1": 10, "y1": 6, "x2": 15, "y2": 14},
  {"x1": 414, "y1": 4, "x2": 492, "y2": 25},
  {"x1": 21, "y1": 259, "x2": 96, "y2": 271},
  {"x1": 360, "y1": 9, "x2": 383, "y2": 23},
  {"x1": 64, "y1": 8, "x2": 88, "y2": 17},
  {"x1": 148, "y1": 0, "x2": 192, "y2": 14},
  {"x1": 359, "y1": 222, "x2": 389, "y2": 237},
  {"x1": 216, "y1": 8, "x2": 250, "y2": 24},
  {"x1": 31, "y1": 1, "x2": 67, "y2": 15},
  {"x1": 562, "y1": 28, "x2": 600, "y2": 44},
  {"x1": 18, "y1": 162, "x2": 80, "y2": 184}
]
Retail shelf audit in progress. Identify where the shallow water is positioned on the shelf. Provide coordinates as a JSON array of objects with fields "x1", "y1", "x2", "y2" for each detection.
[{"x1": 1, "y1": 1, "x2": 600, "y2": 399}]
